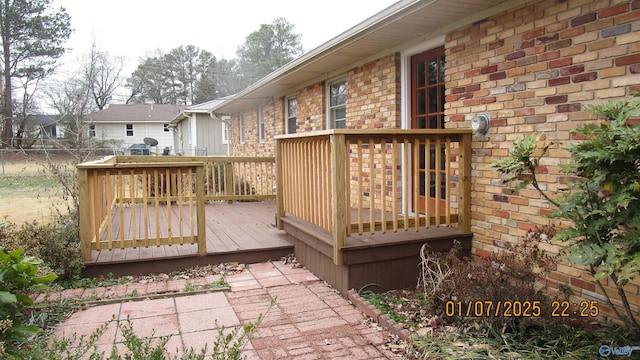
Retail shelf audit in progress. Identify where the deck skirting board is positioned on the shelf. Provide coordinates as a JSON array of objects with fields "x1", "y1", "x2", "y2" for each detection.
[{"x1": 281, "y1": 215, "x2": 472, "y2": 296}]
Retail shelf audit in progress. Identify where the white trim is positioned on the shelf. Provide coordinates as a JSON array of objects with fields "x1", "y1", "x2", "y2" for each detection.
[
  {"x1": 221, "y1": 121, "x2": 229, "y2": 145},
  {"x1": 285, "y1": 96, "x2": 297, "y2": 134},
  {"x1": 326, "y1": 78, "x2": 347, "y2": 129},
  {"x1": 189, "y1": 114, "x2": 197, "y2": 148},
  {"x1": 239, "y1": 114, "x2": 245, "y2": 144},
  {"x1": 258, "y1": 106, "x2": 265, "y2": 143},
  {"x1": 399, "y1": 35, "x2": 445, "y2": 215},
  {"x1": 400, "y1": 35, "x2": 445, "y2": 130}
]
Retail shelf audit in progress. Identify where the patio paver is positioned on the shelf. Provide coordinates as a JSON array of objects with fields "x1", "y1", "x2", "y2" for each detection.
[{"x1": 53, "y1": 261, "x2": 396, "y2": 359}]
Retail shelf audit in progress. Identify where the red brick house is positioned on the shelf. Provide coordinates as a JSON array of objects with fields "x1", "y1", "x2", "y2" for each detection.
[{"x1": 209, "y1": 0, "x2": 640, "y2": 320}]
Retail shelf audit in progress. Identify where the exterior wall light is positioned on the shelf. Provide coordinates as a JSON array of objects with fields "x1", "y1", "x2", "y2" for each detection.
[{"x1": 470, "y1": 112, "x2": 490, "y2": 138}]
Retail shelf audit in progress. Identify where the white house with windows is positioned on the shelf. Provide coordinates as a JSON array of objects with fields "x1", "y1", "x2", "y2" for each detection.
[
  {"x1": 168, "y1": 98, "x2": 230, "y2": 156},
  {"x1": 84, "y1": 104, "x2": 182, "y2": 152}
]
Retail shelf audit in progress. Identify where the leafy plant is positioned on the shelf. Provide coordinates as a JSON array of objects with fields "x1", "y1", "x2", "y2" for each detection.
[
  {"x1": 0, "y1": 247, "x2": 57, "y2": 357},
  {"x1": 0, "y1": 218, "x2": 83, "y2": 280},
  {"x1": 492, "y1": 94, "x2": 640, "y2": 329}
]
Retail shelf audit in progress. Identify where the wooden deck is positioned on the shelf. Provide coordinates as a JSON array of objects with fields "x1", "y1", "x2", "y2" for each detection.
[{"x1": 83, "y1": 201, "x2": 293, "y2": 277}]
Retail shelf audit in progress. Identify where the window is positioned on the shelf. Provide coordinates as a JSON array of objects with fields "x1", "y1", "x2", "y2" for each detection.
[
  {"x1": 258, "y1": 107, "x2": 265, "y2": 143},
  {"x1": 286, "y1": 97, "x2": 297, "y2": 134},
  {"x1": 126, "y1": 124, "x2": 133, "y2": 136},
  {"x1": 239, "y1": 114, "x2": 245, "y2": 143},
  {"x1": 222, "y1": 119, "x2": 230, "y2": 144},
  {"x1": 89, "y1": 124, "x2": 96, "y2": 137},
  {"x1": 163, "y1": 123, "x2": 170, "y2": 132},
  {"x1": 327, "y1": 80, "x2": 346, "y2": 129}
]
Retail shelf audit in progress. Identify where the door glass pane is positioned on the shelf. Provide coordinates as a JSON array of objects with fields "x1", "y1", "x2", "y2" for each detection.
[
  {"x1": 419, "y1": 144, "x2": 425, "y2": 169},
  {"x1": 439, "y1": 55, "x2": 446, "y2": 82},
  {"x1": 429, "y1": 172, "x2": 436, "y2": 197},
  {"x1": 428, "y1": 116, "x2": 438, "y2": 129},
  {"x1": 417, "y1": 61, "x2": 426, "y2": 87},
  {"x1": 429, "y1": 144, "x2": 436, "y2": 169},
  {"x1": 428, "y1": 87, "x2": 438, "y2": 113},
  {"x1": 428, "y1": 57, "x2": 438, "y2": 85},
  {"x1": 417, "y1": 117, "x2": 426, "y2": 129},
  {"x1": 419, "y1": 172, "x2": 426, "y2": 196},
  {"x1": 417, "y1": 90, "x2": 426, "y2": 115}
]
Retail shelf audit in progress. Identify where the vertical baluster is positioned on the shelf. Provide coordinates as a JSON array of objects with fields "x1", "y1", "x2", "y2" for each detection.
[
  {"x1": 357, "y1": 139, "x2": 363, "y2": 235},
  {"x1": 403, "y1": 139, "x2": 409, "y2": 230}
]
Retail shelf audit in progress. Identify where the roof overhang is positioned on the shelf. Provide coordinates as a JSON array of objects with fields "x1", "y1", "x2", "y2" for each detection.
[{"x1": 211, "y1": 0, "x2": 528, "y2": 116}]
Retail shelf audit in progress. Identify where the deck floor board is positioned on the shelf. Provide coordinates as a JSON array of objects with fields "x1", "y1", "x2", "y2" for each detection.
[{"x1": 88, "y1": 201, "x2": 290, "y2": 265}]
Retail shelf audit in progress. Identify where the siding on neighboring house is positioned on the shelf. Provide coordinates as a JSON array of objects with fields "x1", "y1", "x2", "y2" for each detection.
[
  {"x1": 170, "y1": 99, "x2": 231, "y2": 156},
  {"x1": 92, "y1": 122, "x2": 172, "y2": 148},
  {"x1": 85, "y1": 104, "x2": 181, "y2": 151},
  {"x1": 224, "y1": 0, "x2": 640, "y2": 321}
]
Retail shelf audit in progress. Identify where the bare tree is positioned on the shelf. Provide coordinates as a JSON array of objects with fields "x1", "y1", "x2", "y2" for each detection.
[{"x1": 84, "y1": 42, "x2": 124, "y2": 110}]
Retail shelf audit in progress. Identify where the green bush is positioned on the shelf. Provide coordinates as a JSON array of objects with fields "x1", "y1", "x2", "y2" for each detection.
[
  {"x1": 492, "y1": 94, "x2": 640, "y2": 329},
  {"x1": 0, "y1": 247, "x2": 56, "y2": 358},
  {"x1": 0, "y1": 217, "x2": 83, "y2": 281}
]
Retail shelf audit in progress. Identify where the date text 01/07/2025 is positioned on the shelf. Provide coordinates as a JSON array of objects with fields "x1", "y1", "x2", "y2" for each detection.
[{"x1": 444, "y1": 300, "x2": 600, "y2": 318}]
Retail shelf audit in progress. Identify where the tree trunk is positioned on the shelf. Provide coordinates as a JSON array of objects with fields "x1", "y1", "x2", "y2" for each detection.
[{"x1": 1, "y1": 0, "x2": 12, "y2": 148}]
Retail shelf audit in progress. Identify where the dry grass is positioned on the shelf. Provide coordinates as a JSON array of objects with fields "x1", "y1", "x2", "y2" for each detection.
[{"x1": 0, "y1": 152, "x2": 70, "y2": 224}]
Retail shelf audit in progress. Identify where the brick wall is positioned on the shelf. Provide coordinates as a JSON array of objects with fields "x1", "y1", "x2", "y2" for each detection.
[
  {"x1": 346, "y1": 55, "x2": 402, "y2": 129},
  {"x1": 444, "y1": 0, "x2": 640, "y2": 321}
]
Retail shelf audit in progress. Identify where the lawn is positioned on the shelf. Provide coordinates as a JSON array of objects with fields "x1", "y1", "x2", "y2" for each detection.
[{"x1": 0, "y1": 155, "x2": 69, "y2": 224}]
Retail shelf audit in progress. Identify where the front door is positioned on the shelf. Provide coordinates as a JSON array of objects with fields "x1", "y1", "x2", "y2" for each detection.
[{"x1": 411, "y1": 46, "x2": 446, "y2": 215}]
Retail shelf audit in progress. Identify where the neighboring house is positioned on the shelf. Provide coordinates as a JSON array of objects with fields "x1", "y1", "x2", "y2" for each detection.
[
  {"x1": 84, "y1": 104, "x2": 182, "y2": 152},
  {"x1": 14, "y1": 114, "x2": 63, "y2": 139},
  {"x1": 168, "y1": 98, "x2": 231, "y2": 156},
  {"x1": 210, "y1": 0, "x2": 640, "y2": 315}
]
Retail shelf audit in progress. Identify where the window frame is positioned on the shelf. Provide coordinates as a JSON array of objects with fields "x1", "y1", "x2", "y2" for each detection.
[
  {"x1": 125, "y1": 123, "x2": 134, "y2": 136},
  {"x1": 285, "y1": 96, "x2": 297, "y2": 134},
  {"x1": 239, "y1": 114, "x2": 245, "y2": 144},
  {"x1": 89, "y1": 124, "x2": 96, "y2": 137},
  {"x1": 221, "y1": 120, "x2": 229, "y2": 145},
  {"x1": 163, "y1": 123, "x2": 170, "y2": 132},
  {"x1": 326, "y1": 80, "x2": 347, "y2": 129},
  {"x1": 258, "y1": 106, "x2": 265, "y2": 143}
]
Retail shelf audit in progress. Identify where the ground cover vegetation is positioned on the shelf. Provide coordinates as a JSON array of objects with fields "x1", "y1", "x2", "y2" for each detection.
[{"x1": 361, "y1": 95, "x2": 640, "y2": 358}]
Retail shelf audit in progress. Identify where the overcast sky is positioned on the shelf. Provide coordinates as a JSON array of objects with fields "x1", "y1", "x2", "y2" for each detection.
[{"x1": 52, "y1": 0, "x2": 398, "y2": 76}]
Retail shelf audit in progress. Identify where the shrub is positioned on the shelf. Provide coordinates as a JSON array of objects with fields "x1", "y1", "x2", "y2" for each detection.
[
  {"x1": 0, "y1": 247, "x2": 56, "y2": 357},
  {"x1": 0, "y1": 217, "x2": 83, "y2": 281},
  {"x1": 492, "y1": 94, "x2": 640, "y2": 329},
  {"x1": 419, "y1": 226, "x2": 560, "y2": 327}
]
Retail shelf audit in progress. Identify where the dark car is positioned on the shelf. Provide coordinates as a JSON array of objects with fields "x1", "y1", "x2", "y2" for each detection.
[{"x1": 129, "y1": 143, "x2": 150, "y2": 155}]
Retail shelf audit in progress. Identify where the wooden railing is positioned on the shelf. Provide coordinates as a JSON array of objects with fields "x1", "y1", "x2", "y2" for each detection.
[
  {"x1": 77, "y1": 155, "x2": 276, "y2": 262},
  {"x1": 275, "y1": 130, "x2": 472, "y2": 265}
]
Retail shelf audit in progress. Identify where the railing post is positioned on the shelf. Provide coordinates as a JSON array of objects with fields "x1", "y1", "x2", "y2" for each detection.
[
  {"x1": 224, "y1": 160, "x2": 234, "y2": 204},
  {"x1": 77, "y1": 167, "x2": 92, "y2": 262},
  {"x1": 275, "y1": 138, "x2": 285, "y2": 230},
  {"x1": 196, "y1": 165, "x2": 207, "y2": 255},
  {"x1": 331, "y1": 133, "x2": 347, "y2": 265},
  {"x1": 458, "y1": 132, "x2": 472, "y2": 232}
]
